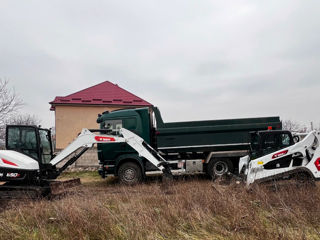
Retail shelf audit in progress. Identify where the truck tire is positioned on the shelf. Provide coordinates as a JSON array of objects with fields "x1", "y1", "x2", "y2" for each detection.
[
  {"x1": 118, "y1": 162, "x2": 143, "y2": 185},
  {"x1": 207, "y1": 158, "x2": 234, "y2": 180}
]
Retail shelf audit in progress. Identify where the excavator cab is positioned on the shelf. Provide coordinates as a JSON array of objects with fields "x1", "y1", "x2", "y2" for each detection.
[
  {"x1": 6, "y1": 125, "x2": 54, "y2": 165},
  {"x1": 249, "y1": 130, "x2": 294, "y2": 160}
]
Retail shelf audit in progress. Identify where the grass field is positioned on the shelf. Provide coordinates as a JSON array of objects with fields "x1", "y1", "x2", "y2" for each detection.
[{"x1": 0, "y1": 171, "x2": 319, "y2": 240}]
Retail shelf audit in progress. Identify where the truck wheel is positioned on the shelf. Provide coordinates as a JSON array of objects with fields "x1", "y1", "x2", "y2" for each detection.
[
  {"x1": 118, "y1": 162, "x2": 143, "y2": 185},
  {"x1": 208, "y1": 158, "x2": 234, "y2": 180}
]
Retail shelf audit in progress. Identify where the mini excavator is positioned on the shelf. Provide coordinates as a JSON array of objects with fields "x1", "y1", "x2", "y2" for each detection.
[{"x1": 0, "y1": 125, "x2": 172, "y2": 197}]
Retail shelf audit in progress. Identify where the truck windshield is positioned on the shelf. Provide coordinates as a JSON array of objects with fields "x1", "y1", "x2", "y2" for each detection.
[
  {"x1": 103, "y1": 119, "x2": 123, "y2": 134},
  {"x1": 39, "y1": 129, "x2": 52, "y2": 164}
]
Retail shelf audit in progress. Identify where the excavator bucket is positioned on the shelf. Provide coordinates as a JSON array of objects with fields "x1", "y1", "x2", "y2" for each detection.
[
  {"x1": 0, "y1": 178, "x2": 81, "y2": 200},
  {"x1": 49, "y1": 178, "x2": 81, "y2": 195}
]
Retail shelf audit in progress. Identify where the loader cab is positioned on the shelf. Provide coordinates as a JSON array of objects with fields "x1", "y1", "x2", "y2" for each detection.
[
  {"x1": 6, "y1": 125, "x2": 54, "y2": 165},
  {"x1": 249, "y1": 130, "x2": 294, "y2": 159}
]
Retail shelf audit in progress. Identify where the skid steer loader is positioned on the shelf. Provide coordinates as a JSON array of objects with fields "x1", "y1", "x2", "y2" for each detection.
[
  {"x1": 239, "y1": 129, "x2": 320, "y2": 186},
  {"x1": 0, "y1": 125, "x2": 172, "y2": 198}
]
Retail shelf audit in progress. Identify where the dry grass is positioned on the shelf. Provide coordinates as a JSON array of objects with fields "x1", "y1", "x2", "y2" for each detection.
[{"x1": 0, "y1": 172, "x2": 319, "y2": 240}]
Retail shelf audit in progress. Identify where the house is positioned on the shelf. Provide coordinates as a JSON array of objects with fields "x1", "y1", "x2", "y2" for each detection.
[{"x1": 50, "y1": 81, "x2": 152, "y2": 149}]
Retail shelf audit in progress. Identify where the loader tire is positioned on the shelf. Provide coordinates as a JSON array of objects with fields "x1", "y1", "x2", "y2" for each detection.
[
  {"x1": 208, "y1": 158, "x2": 234, "y2": 180},
  {"x1": 118, "y1": 162, "x2": 143, "y2": 185}
]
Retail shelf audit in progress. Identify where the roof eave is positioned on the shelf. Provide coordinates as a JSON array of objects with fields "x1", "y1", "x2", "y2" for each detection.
[{"x1": 49, "y1": 102, "x2": 153, "y2": 111}]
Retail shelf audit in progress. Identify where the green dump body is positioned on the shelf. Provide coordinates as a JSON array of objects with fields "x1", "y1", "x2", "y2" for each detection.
[
  {"x1": 153, "y1": 107, "x2": 282, "y2": 152},
  {"x1": 96, "y1": 107, "x2": 281, "y2": 176}
]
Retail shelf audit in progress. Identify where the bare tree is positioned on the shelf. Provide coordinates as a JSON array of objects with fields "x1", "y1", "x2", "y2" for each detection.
[
  {"x1": 0, "y1": 79, "x2": 23, "y2": 125},
  {"x1": 0, "y1": 79, "x2": 23, "y2": 141},
  {"x1": 310, "y1": 121, "x2": 320, "y2": 131},
  {"x1": 7, "y1": 113, "x2": 41, "y2": 126},
  {"x1": 282, "y1": 119, "x2": 307, "y2": 133},
  {"x1": 0, "y1": 113, "x2": 41, "y2": 149}
]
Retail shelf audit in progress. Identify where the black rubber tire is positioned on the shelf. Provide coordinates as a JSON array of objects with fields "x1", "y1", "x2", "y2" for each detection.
[
  {"x1": 118, "y1": 162, "x2": 143, "y2": 185},
  {"x1": 207, "y1": 158, "x2": 234, "y2": 180}
]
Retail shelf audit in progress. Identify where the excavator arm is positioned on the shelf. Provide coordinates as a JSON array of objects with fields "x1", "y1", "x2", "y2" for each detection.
[{"x1": 50, "y1": 128, "x2": 172, "y2": 178}]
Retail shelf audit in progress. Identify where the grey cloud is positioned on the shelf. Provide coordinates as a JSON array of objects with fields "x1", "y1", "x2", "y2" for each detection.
[{"x1": 0, "y1": 0, "x2": 319, "y2": 128}]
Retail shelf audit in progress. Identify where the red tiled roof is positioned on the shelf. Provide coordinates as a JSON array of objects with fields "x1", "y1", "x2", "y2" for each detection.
[{"x1": 50, "y1": 81, "x2": 152, "y2": 111}]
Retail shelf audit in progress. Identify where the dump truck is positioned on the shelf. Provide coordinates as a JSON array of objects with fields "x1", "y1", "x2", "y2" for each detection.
[{"x1": 97, "y1": 107, "x2": 282, "y2": 184}]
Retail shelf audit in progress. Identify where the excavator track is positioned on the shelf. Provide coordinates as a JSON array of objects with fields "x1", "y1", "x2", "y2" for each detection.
[
  {"x1": 0, "y1": 178, "x2": 81, "y2": 200},
  {"x1": 0, "y1": 185, "x2": 49, "y2": 199}
]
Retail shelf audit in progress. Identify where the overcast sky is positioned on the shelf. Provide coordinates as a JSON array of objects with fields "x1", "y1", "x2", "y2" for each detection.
[{"x1": 1, "y1": 1, "x2": 319, "y2": 129}]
